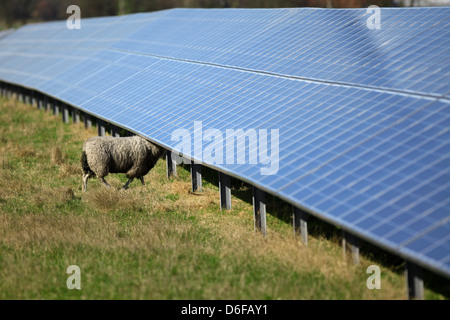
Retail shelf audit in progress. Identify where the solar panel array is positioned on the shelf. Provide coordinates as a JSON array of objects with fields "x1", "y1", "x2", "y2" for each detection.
[{"x1": 0, "y1": 7, "x2": 449, "y2": 278}]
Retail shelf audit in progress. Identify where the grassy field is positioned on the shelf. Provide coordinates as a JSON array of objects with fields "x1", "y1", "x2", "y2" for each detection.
[{"x1": 0, "y1": 96, "x2": 447, "y2": 300}]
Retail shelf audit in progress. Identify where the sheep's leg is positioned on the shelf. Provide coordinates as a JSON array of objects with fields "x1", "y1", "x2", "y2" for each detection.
[
  {"x1": 122, "y1": 178, "x2": 134, "y2": 190},
  {"x1": 139, "y1": 176, "x2": 144, "y2": 186},
  {"x1": 82, "y1": 173, "x2": 90, "y2": 192},
  {"x1": 82, "y1": 172, "x2": 95, "y2": 192},
  {"x1": 99, "y1": 177, "x2": 111, "y2": 188}
]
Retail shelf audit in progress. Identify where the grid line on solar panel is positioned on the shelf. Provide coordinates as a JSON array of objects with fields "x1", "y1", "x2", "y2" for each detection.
[{"x1": 403, "y1": 219, "x2": 450, "y2": 250}]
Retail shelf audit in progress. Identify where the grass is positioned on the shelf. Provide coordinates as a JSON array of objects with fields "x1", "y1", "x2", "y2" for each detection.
[{"x1": 0, "y1": 96, "x2": 448, "y2": 300}]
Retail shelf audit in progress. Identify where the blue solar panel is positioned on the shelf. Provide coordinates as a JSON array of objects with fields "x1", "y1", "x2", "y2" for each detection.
[
  {"x1": 110, "y1": 8, "x2": 450, "y2": 97},
  {"x1": 0, "y1": 7, "x2": 449, "y2": 278}
]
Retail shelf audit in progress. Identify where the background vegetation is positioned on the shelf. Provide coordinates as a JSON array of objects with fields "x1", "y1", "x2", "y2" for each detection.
[{"x1": 0, "y1": 96, "x2": 448, "y2": 299}]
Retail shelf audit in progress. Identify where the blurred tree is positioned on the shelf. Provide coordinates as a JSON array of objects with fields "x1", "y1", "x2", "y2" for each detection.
[
  {"x1": 1, "y1": 0, "x2": 33, "y2": 26},
  {"x1": 31, "y1": 0, "x2": 59, "y2": 21}
]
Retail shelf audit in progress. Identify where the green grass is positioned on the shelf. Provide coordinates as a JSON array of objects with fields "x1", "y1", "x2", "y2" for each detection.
[{"x1": 0, "y1": 96, "x2": 448, "y2": 300}]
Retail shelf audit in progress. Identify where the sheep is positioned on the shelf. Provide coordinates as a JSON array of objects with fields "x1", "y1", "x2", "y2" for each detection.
[{"x1": 81, "y1": 135, "x2": 165, "y2": 191}]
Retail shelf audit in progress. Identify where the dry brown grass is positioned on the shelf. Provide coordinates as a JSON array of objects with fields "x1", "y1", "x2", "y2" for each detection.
[
  {"x1": 0, "y1": 206, "x2": 406, "y2": 299},
  {"x1": 0, "y1": 211, "x2": 116, "y2": 250},
  {"x1": 59, "y1": 163, "x2": 81, "y2": 178},
  {"x1": 82, "y1": 187, "x2": 145, "y2": 213},
  {"x1": 51, "y1": 146, "x2": 64, "y2": 165},
  {"x1": 31, "y1": 186, "x2": 75, "y2": 207},
  {"x1": 0, "y1": 203, "x2": 214, "y2": 255},
  {"x1": 15, "y1": 146, "x2": 37, "y2": 158},
  {"x1": 1, "y1": 137, "x2": 37, "y2": 158},
  {"x1": 0, "y1": 168, "x2": 29, "y2": 197}
]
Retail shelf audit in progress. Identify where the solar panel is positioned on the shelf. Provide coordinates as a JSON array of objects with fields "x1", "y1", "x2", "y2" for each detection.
[
  {"x1": 111, "y1": 8, "x2": 450, "y2": 97},
  {"x1": 0, "y1": 7, "x2": 448, "y2": 278}
]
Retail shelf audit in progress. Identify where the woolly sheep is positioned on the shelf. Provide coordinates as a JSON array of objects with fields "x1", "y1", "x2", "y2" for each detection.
[{"x1": 81, "y1": 135, "x2": 165, "y2": 191}]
